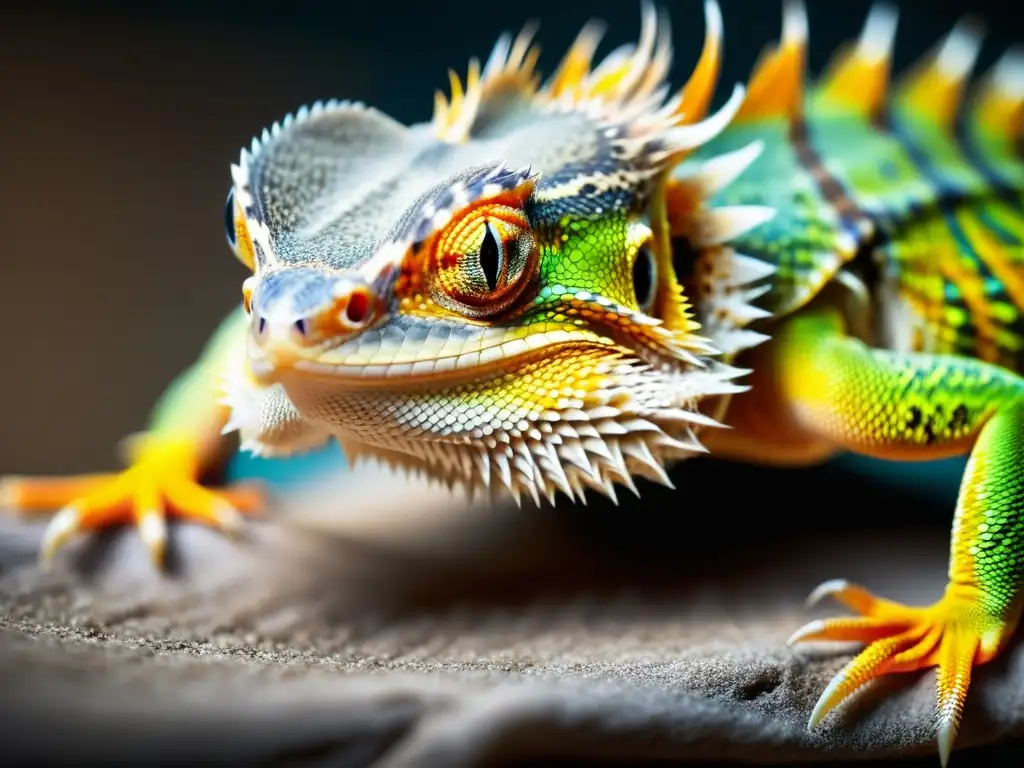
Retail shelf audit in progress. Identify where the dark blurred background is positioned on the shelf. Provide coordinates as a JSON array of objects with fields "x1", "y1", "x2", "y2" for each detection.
[{"x1": 0, "y1": 0, "x2": 1018, "y2": 500}]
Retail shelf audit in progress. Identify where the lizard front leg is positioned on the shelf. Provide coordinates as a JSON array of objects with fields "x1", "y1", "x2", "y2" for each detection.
[
  {"x1": 751, "y1": 306, "x2": 1024, "y2": 766},
  {"x1": 1, "y1": 306, "x2": 328, "y2": 567}
]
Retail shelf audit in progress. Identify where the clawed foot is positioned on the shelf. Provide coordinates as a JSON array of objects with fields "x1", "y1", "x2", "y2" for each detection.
[
  {"x1": 1, "y1": 436, "x2": 264, "y2": 567},
  {"x1": 789, "y1": 579, "x2": 1013, "y2": 767}
]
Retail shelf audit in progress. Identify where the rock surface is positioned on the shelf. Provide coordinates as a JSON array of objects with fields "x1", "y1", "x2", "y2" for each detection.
[{"x1": 1, "y1": 458, "x2": 1022, "y2": 766}]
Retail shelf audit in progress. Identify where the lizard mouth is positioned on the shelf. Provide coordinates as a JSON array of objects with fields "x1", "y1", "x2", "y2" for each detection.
[
  {"x1": 247, "y1": 319, "x2": 619, "y2": 390},
  {"x1": 246, "y1": 286, "x2": 722, "y2": 394}
]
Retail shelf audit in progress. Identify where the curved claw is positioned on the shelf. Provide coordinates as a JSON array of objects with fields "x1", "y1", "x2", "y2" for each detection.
[
  {"x1": 39, "y1": 506, "x2": 87, "y2": 564},
  {"x1": 136, "y1": 508, "x2": 169, "y2": 567},
  {"x1": 791, "y1": 579, "x2": 1011, "y2": 768},
  {"x1": 805, "y1": 578, "x2": 913, "y2": 616},
  {"x1": 3, "y1": 446, "x2": 265, "y2": 568}
]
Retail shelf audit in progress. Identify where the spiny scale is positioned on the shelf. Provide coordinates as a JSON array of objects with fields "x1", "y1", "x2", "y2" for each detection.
[
  {"x1": 433, "y1": 0, "x2": 737, "y2": 165},
  {"x1": 220, "y1": 0, "x2": 785, "y2": 502},
  {"x1": 336, "y1": 356, "x2": 747, "y2": 508},
  {"x1": 679, "y1": 4, "x2": 1024, "y2": 766}
]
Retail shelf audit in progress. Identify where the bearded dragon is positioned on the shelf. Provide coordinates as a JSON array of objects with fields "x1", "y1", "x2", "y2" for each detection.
[{"x1": 2, "y1": 2, "x2": 1022, "y2": 766}]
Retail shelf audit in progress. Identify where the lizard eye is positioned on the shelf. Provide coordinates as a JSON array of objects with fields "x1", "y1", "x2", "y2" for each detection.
[
  {"x1": 633, "y1": 243, "x2": 657, "y2": 313},
  {"x1": 224, "y1": 188, "x2": 237, "y2": 249},
  {"x1": 479, "y1": 222, "x2": 503, "y2": 292},
  {"x1": 430, "y1": 206, "x2": 536, "y2": 319}
]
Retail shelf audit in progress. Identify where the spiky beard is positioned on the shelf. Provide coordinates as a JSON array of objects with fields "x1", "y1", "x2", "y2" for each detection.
[{"x1": 323, "y1": 354, "x2": 749, "y2": 508}]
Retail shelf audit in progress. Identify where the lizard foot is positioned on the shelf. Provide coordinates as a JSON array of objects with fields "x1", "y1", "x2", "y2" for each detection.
[
  {"x1": 789, "y1": 579, "x2": 1014, "y2": 767},
  {"x1": 0, "y1": 435, "x2": 264, "y2": 567}
]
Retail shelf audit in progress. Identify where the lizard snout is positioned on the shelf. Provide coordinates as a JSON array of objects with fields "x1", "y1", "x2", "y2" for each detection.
[{"x1": 247, "y1": 267, "x2": 381, "y2": 367}]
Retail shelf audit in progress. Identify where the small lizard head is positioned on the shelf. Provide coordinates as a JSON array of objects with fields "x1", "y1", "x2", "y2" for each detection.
[{"x1": 221, "y1": 2, "x2": 771, "y2": 504}]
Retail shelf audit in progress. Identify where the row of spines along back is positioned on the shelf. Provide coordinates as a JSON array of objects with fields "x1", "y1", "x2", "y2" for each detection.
[
  {"x1": 719, "y1": 1, "x2": 1022, "y2": 227},
  {"x1": 685, "y1": 1, "x2": 1024, "y2": 371}
]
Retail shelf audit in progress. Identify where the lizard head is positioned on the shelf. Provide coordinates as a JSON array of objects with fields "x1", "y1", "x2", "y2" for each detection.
[{"x1": 221, "y1": 1, "x2": 772, "y2": 504}]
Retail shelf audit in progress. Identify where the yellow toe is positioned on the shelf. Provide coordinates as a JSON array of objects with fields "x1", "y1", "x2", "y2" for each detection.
[{"x1": 794, "y1": 581, "x2": 1013, "y2": 767}]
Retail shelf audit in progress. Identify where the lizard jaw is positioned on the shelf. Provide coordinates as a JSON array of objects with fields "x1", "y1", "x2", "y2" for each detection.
[{"x1": 261, "y1": 339, "x2": 749, "y2": 507}]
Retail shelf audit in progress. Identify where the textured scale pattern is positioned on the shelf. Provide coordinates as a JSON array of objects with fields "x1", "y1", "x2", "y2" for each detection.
[
  {"x1": 684, "y1": 2, "x2": 1024, "y2": 376},
  {"x1": 777, "y1": 310, "x2": 1023, "y2": 456},
  {"x1": 221, "y1": 0, "x2": 775, "y2": 508},
  {"x1": 3, "y1": 5, "x2": 1021, "y2": 768},
  {"x1": 951, "y1": 401, "x2": 1024, "y2": 619},
  {"x1": 682, "y1": 4, "x2": 1024, "y2": 767}
]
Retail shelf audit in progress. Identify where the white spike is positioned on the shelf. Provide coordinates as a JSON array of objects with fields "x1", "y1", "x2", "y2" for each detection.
[
  {"x1": 662, "y1": 83, "x2": 746, "y2": 153},
  {"x1": 507, "y1": 20, "x2": 540, "y2": 69},
  {"x1": 581, "y1": 437, "x2": 614, "y2": 461},
  {"x1": 472, "y1": 451, "x2": 491, "y2": 487},
  {"x1": 553, "y1": 423, "x2": 580, "y2": 439},
  {"x1": 621, "y1": 440, "x2": 674, "y2": 488},
  {"x1": 691, "y1": 205, "x2": 776, "y2": 247},
  {"x1": 597, "y1": 474, "x2": 619, "y2": 504},
  {"x1": 567, "y1": 472, "x2": 588, "y2": 503},
  {"x1": 230, "y1": 163, "x2": 246, "y2": 186},
  {"x1": 989, "y1": 45, "x2": 1024, "y2": 99},
  {"x1": 704, "y1": 0, "x2": 724, "y2": 49},
  {"x1": 643, "y1": 5, "x2": 674, "y2": 93},
  {"x1": 935, "y1": 17, "x2": 984, "y2": 80},
  {"x1": 729, "y1": 251, "x2": 778, "y2": 284},
  {"x1": 602, "y1": 452, "x2": 638, "y2": 496},
  {"x1": 593, "y1": 420, "x2": 629, "y2": 436},
  {"x1": 539, "y1": 456, "x2": 573, "y2": 500},
  {"x1": 858, "y1": 2, "x2": 899, "y2": 64},
  {"x1": 655, "y1": 431, "x2": 709, "y2": 455},
  {"x1": 484, "y1": 31, "x2": 513, "y2": 78},
  {"x1": 714, "y1": 329, "x2": 773, "y2": 356},
  {"x1": 586, "y1": 405, "x2": 621, "y2": 421},
  {"x1": 619, "y1": 418, "x2": 661, "y2": 434},
  {"x1": 508, "y1": 484, "x2": 523, "y2": 507},
  {"x1": 614, "y1": 0, "x2": 659, "y2": 98},
  {"x1": 540, "y1": 481, "x2": 557, "y2": 507},
  {"x1": 558, "y1": 441, "x2": 594, "y2": 474},
  {"x1": 657, "y1": 408, "x2": 724, "y2": 429},
  {"x1": 782, "y1": 0, "x2": 809, "y2": 48},
  {"x1": 674, "y1": 140, "x2": 764, "y2": 197},
  {"x1": 493, "y1": 452, "x2": 512, "y2": 489},
  {"x1": 562, "y1": 408, "x2": 590, "y2": 422}
]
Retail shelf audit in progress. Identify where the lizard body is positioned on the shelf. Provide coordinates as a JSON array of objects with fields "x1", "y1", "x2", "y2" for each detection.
[
  {"x1": 678, "y1": 3, "x2": 1024, "y2": 766},
  {"x1": 2, "y1": 2, "x2": 1022, "y2": 766}
]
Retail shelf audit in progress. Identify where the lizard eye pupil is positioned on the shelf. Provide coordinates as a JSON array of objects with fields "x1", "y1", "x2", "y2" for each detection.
[
  {"x1": 480, "y1": 221, "x2": 504, "y2": 293},
  {"x1": 633, "y1": 244, "x2": 657, "y2": 312},
  {"x1": 224, "y1": 189, "x2": 237, "y2": 247}
]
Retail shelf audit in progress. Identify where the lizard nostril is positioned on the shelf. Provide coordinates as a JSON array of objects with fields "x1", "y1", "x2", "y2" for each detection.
[{"x1": 345, "y1": 290, "x2": 370, "y2": 325}]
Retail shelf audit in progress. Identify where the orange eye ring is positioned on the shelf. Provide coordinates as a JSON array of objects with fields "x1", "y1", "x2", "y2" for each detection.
[
  {"x1": 428, "y1": 204, "x2": 536, "y2": 318},
  {"x1": 393, "y1": 181, "x2": 539, "y2": 321}
]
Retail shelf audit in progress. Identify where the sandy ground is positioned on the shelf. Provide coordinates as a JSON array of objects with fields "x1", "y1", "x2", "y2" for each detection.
[{"x1": 1, "y1": 459, "x2": 1022, "y2": 766}]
